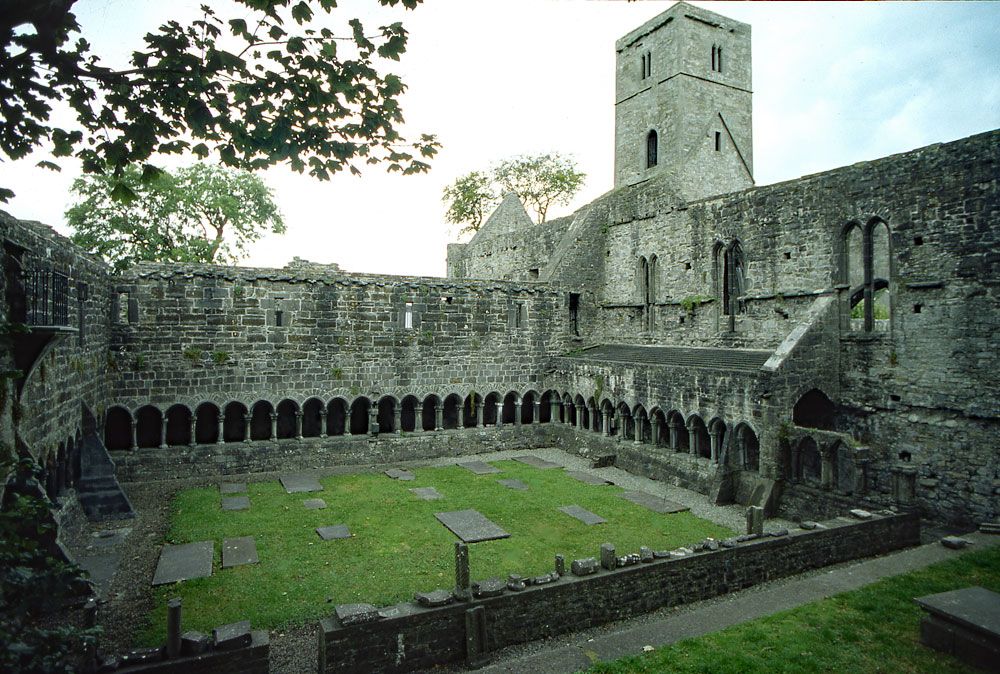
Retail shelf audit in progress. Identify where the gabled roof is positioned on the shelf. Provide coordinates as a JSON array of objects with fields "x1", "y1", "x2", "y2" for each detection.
[{"x1": 467, "y1": 192, "x2": 534, "y2": 245}]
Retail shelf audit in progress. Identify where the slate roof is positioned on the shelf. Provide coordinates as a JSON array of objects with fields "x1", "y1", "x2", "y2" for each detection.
[{"x1": 560, "y1": 344, "x2": 772, "y2": 372}]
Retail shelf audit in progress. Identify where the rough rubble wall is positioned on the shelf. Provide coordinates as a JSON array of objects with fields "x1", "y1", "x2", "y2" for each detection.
[{"x1": 446, "y1": 213, "x2": 573, "y2": 281}]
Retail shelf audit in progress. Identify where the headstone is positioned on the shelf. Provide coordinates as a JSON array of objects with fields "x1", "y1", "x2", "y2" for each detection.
[
  {"x1": 181, "y1": 631, "x2": 211, "y2": 657},
  {"x1": 457, "y1": 461, "x2": 503, "y2": 475},
  {"x1": 222, "y1": 536, "x2": 258, "y2": 568},
  {"x1": 221, "y1": 496, "x2": 250, "y2": 511},
  {"x1": 512, "y1": 455, "x2": 562, "y2": 469},
  {"x1": 600, "y1": 542, "x2": 616, "y2": 570},
  {"x1": 941, "y1": 536, "x2": 972, "y2": 549},
  {"x1": 497, "y1": 479, "x2": 529, "y2": 490},
  {"x1": 616, "y1": 490, "x2": 689, "y2": 514},
  {"x1": 453, "y1": 541, "x2": 471, "y2": 601},
  {"x1": 166, "y1": 597, "x2": 182, "y2": 658},
  {"x1": 414, "y1": 590, "x2": 453, "y2": 607},
  {"x1": 555, "y1": 554, "x2": 565, "y2": 576},
  {"x1": 152, "y1": 541, "x2": 213, "y2": 586},
  {"x1": 385, "y1": 468, "x2": 416, "y2": 481},
  {"x1": 571, "y1": 557, "x2": 598, "y2": 576},
  {"x1": 746, "y1": 505, "x2": 764, "y2": 536},
  {"x1": 279, "y1": 474, "x2": 323, "y2": 493},
  {"x1": 473, "y1": 577, "x2": 506, "y2": 598},
  {"x1": 558, "y1": 505, "x2": 607, "y2": 525},
  {"x1": 315, "y1": 525, "x2": 350, "y2": 540},
  {"x1": 335, "y1": 604, "x2": 381, "y2": 626},
  {"x1": 302, "y1": 498, "x2": 326, "y2": 510},
  {"x1": 435, "y1": 510, "x2": 510, "y2": 543},
  {"x1": 409, "y1": 487, "x2": 444, "y2": 500},
  {"x1": 212, "y1": 620, "x2": 251, "y2": 650},
  {"x1": 563, "y1": 470, "x2": 612, "y2": 486},
  {"x1": 219, "y1": 483, "x2": 246, "y2": 495}
]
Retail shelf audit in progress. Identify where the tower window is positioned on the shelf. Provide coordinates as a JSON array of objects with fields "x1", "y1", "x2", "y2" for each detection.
[
  {"x1": 646, "y1": 130, "x2": 658, "y2": 168},
  {"x1": 712, "y1": 45, "x2": 723, "y2": 73},
  {"x1": 715, "y1": 131, "x2": 721, "y2": 151},
  {"x1": 404, "y1": 302, "x2": 413, "y2": 329},
  {"x1": 645, "y1": 50, "x2": 652, "y2": 78},
  {"x1": 640, "y1": 54, "x2": 646, "y2": 80}
]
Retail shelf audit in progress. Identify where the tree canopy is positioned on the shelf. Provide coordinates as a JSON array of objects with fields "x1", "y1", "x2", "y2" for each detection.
[
  {"x1": 442, "y1": 153, "x2": 585, "y2": 235},
  {"x1": 0, "y1": 0, "x2": 439, "y2": 202},
  {"x1": 67, "y1": 163, "x2": 284, "y2": 272}
]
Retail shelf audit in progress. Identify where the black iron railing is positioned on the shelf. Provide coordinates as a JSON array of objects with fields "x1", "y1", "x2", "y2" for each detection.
[{"x1": 22, "y1": 269, "x2": 70, "y2": 327}]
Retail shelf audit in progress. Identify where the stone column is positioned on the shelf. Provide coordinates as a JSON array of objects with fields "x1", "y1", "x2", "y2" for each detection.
[
  {"x1": 709, "y1": 427, "x2": 722, "y2": 463},
  {"x1": 494, "y1": 401, "x2": 503, "y2": 427},
  {"x1": 166, "y1": 597, "x2": 182, "y2": 658},
  {"x1": 854, "y1": 447, "x2": 870, "y2": 496},
  {"x1": 294, "y1": 410, "x2": 303, "y2": 439},
  {"x1": 159, "y1": 417, "x2": 168, "y2": 449},
  {"x1": 634, "y1": 415, "x2": 643, "y2": 444},
  {"x1": 434, "y1": 404, "x2": 443, "y2": 431},
  {"x1": 216, "y1": 413, "x2": 225, "y2": 445},
  {"x1": 576, "y1": 404, "x2": 584, "y2": 430},
  {"x1": 669, "y1": 419, "x2": 680, "y2": 451},
  {"x1": 269, "y1": 412, "x2": 278, "y2": 440},
  {"x1": 319, "y1": 408, "x2": 327, "y2": 438},
  {"x1": 533, "y1": 400, "x2": 540, "y2": 424},
  {"x1": 603, "y1": 410, "x2": 612, "y2": 436},
  {"x1": 394, "y1": 408, "x2": 402, "y2": 435},
  {"x1": 651, "y1": 417, "x2": 661, "y2": 447},
  {"x1": 453, "y1": 541, "x2": 471, "y2": 601},
  {"x1": 475, "y1": 400, "x2": 483, "y2": 428},
  {"x1": 188, "y1": 416, "x2": 196, "y2": 447},
  {"x1": 414, "y1": 404, "x2": 423, "y2": 433},
  {"x1": 686, "y1": 420, "x2": 698, "y2": 456},
  {"x1": 514, "y1": 401, "x2": 522, "y2": 426},
  {"x1": 243, "y1": 413, "x2": 251, "y2": 442},
  {"x1": 550, "y1": 399, "x2": 561, "y2": 423},
  {"x1": 369, "y1": 407, "x2": 378, "y2": 435},
  {"x1": 820, "y1": 447, "x2": 835, "y2": 491},
  {"x1": 129, "y1": 419, "x2": 137, "y2": 450}
]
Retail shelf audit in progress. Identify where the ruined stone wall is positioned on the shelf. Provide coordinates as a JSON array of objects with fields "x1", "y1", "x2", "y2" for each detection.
[{"x1": 446, "y1": 213, "x2": 573, "y2": 282}]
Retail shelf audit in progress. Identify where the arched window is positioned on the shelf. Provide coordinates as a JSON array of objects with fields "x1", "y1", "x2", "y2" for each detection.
[
  {"x1": 714, "y1": 240, "x2": 746, "y2": 332},
  {"x1": 712, "y1": 44, "x2": 723, "y2": 73},
  {"x1": 842, "y1": 218, "x2": 891, "y2": 332},
  {"x1": 646, "y1": 130, "x2": 658, "y2": 168}
]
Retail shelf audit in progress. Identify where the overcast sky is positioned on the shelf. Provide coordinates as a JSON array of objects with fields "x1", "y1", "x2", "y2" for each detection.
[{"x1": 1, "y1": 1, "x2": 998, "y2": 277}]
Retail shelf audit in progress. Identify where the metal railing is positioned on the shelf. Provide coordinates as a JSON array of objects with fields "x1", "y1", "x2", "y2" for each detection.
[{"x1": 22, "y1": 269, "x2": 70, "y2": 327}]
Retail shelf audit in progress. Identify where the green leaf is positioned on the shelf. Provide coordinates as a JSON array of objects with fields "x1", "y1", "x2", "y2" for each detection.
[
  {"x1": 110, "y1": 181, "x2": 138, "y2": 203},
  {"x1": 36, "y1": 161, "x2": 61, "y2": 172},
  {"x1": 0, "y1": 187, "x2": 14, "y2": 203}
]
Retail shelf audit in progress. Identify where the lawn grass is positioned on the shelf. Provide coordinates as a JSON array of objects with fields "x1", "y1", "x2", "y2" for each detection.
[
  {"x1": 139, "y1": 458, "x2": 733, "y2": 645},
  {"x1": 586, "y1": 543, "x2": 1000, "y2": 674}
]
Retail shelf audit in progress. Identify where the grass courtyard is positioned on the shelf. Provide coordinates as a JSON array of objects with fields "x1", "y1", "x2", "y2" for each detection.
[{"x1": 140, "y1": 458, "x2": 733, "y2": 645}]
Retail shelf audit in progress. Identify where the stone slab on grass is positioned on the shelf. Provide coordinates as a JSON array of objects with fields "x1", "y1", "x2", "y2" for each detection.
[
  {"x1": 616, "y1": 490, "x2": 690, "y2": 514},
  {"x1": 152, "y1": 541, "x2": 213, "y2": 586},
  {"x1": 316, "y1": 525, "x2": 351, "y2": 540},
  {"x1": 435, "y1": 509, "x2": 510, "y2": 543},
  {"x1": 385, "y1": 468, "x2": 415, "y2": 481},
  {"x1": 221, "y1": 496, "x2": 250, "y2": 511},
  {"x1": 915, "y1": 586, "x2": 1000, "y2": 636},
  {"x1": 219, "y1": 483, "x2": 246, "y2": 495},
  {"x1": 280, "y1": 474, "x2": 323, "y2": 493},
  {"x1": 456, "y1": 461, "x2": 503, "y2": 475},
  {"x1": 558, "y1": 505, "x2": 607, "y2": 525},
  {"x1": 512, "y1": 455, "x2": 562, "y2": 470},
  {"x1": 222, "y1": 536, "x2": 259, "y2": 568},
  {"x1": 497, "y1": 479, "x2": 529, "y2": 490},
  {"x1": 409, "y1": 487, "x2": 444, "y2": 500},
  {"x1": 564, "y1": 470, "x2": 612, "y2": 486},
  {"x1": 303, "y1": 498, "x2": 327, "y2": 510}
]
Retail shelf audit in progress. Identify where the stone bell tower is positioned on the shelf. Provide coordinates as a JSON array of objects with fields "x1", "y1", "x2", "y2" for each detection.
[{"x1": 613, "y1": 2, "x2": 753, "y2": 200}]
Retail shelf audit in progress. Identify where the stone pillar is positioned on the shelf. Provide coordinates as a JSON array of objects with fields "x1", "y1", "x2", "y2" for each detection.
[
  {"x1": 634, "y1": 415, "x2": 643, "y2": 444},
  {"x1": 269, "y1": 412, "x2": 278, "y2": 440},
  {"x1": 166, "y1": 597, "x2": 182, "y2": 658},
  {"x1": 820, "y1": 447, "x2": 835, "y2": 491},
  {"x1": 294, "y1": 410, "x2": 303, "y2": 439},
  {"x1": 369, "y1": 407, "x2": 378, "y2": 436},
  {"x1": 891, "y1": 464, "x2": 917, "y2": 504},
  {"x1": 394, "y1": 408, "x2": 402, "y2": 435},
  {"x1": 514, "y1": 401, "x2": 522, "y2": 426},
  {"x1": 188, "y1": 416, "x2": 196, "y2": 447},
  {"x1": 576, "y1": 404, "x2": 584, "y2": 430},
  {"x1": 216, "y1": 413, "x2": 225, "y2": 445},
  {"x1": 651, "y1": 418, "x2": 661, "y2": 447},
  {"x1": 494, "y1": 401, "x2": 503, "y2": 427},
  {"x1": 129, "y1": 419, "x2": 137, "y2": 450},
  {"x1": 550, "y1": 399, "x2": 561, "y2": 423},
  {"x1": 319, "y1": 408, "x2": 327, "y2": 438},
  {"x1": 746, "y1": 506, "x2": 764, "y2": 536},
  {"x1": 159, "y1": 417, "x2": 168, "y2": 449},
  {"x1": 414, "y1": 404, "x2": 423, "y2": 433},
  {"x1": 243, "y1": 413, "x2": 251, "y2": 442},
  {"x1": 709, "y1": 427, "x2": 722, "y2": 463},
  {"x1": 453, "y1": 541, "x2": 471, "y2": 601},
  {"x1": 854, "y1": 448, "x2": 870, "y2": 496},
  {"x1": 475, "y1": 400, "x2": 483, "y2": 428},
  {"x1": 532, "y1": 400, "x2": 540, "y2": 424},
  {"x1": 686, "y1": 420, "x2": 698, "y2": 456},
  {"x1": 602, "y1": 410, "x2": 612, "y2": 436},
  {"x1": 434, "y1": 404, "x2": 443, "y2": 431},
  {"x1": 669, "y1": 419, "x2": 680, "y2": 451}
]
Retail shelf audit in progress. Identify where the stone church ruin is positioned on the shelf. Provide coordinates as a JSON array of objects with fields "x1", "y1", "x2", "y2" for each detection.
[{"x1": 2, "y1": 2, "x2": 998, "y2": 672}]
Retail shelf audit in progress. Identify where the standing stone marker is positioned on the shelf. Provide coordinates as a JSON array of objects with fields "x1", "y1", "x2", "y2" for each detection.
[
  {"x1": 152, "y1": 541, "x2": 213, "y2": 586},
  {"x1": 454, "y1": 541, "x2": 471, "y2": 601},
  {"x1": 512, "y1": 455, "x2": 562, "y2": 470},
  {"x1": 409, "y1": 487, "x2": 444, "y2": 500},
  {"x1": 600, "y1": 542, "x2": 616, "y2": 570},
  {"x1": 219, "y1": 483, "x2": 247, "y2": 495},
  {"x1": 303, "y1": 498, "x2": 327, "y2": 510},
  {"x1": 558, "y1": 505, "x2": 607, "y2": 525},
  {"x1": 616, "y1": 490, "x2": 689, "y2": 513},
  {"x1": 456, "y1": 461, "x2": 503, "y2": 475},
  {"x1": 564, "y1": 471, "x2": 612, "y2": 486},
  {"x1": 385, "y1": 468, "x2": 415, "y2": 481},
  {"x1": 280, "y1": 474, "x2": 323, "y2": 493},
  {"x1": 221, "y1": 496, "x2": 250, "y2": 511},
  {"x1": 746, "y1": 505, "x2": 765, "y2": 536},
  {"x1": 315, "y1": 525, "x2": 351, "y2": 540},
  {"x1": 435, "y1": 510, "x2": 510, "y2": 543},
  {"x1": 222, "y1": 536, "x2": 259, "y2": 568},
  {"x1": 497, "y1": 479, "x2": 529, "y2": 490}
]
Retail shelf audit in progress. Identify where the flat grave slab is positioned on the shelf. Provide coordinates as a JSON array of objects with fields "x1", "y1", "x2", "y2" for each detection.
[
  {"x1": 303, "y1": 498, "x2": 327, "y2": 510},
  {"x1": 385, "y1": 468, "x2": 415, "y2": 481},
  {"x1": 280, "y1": 474, "x2": 323, "y2": 493},
  {"x1": 616, "y1": 490, "x2": 690, "y2": 514},
  {"x1": 219, "y1": 483, "x2": 247, "y2": 495},
  {"x1": 564, "y1": 470, "x2": 612, "y2": 486},
  {"x1": 409, "y1": 487, "x2": 444, "y2": 500},
  {"x1": 497, "y1": 479, "x2": 529, "y2": 490},
  {"x1": 914, "y1": 586, "x2": 1000, "y2": 669},
  {"x1": 316, "y1": 525, "x2": 351, "y2": 540},
  {"x1": 221, "y1": 496, "x2": 250, "y2": 511},
  {"x1": 152, "y1": 541, "x2": 213, "y2": 586},
  {"x1": 86, "y1": 527, "x2": 131, "y2": 550},
  {"x1": 434, "y1": 509, "x2": 510, "y2": 543},
  {"x1": 558, "y1": 505, "x2": 607, "y2": 525},
  {"x1": 456, "y1": 461, "x2": 503, "y2": 475},
  {"x1": 222, "y1": 536, "x2": 259, "y2": 568},
  {"x1": 77, "y1": 553, "x2": 120, "y2": 595},
  {"x1": 512, "y1": 455, "x2": 562, "y2": 470}
]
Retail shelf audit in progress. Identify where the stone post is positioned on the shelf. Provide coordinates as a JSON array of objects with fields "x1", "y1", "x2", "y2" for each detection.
[
  {"x1": 319, "y1": 408, "x2": 328, "y2": 438},
  {"x1": 651, "y1": 417, "x2": 661, "y2": 447},
  {"x1": 600, "y1": 542, "x2": 616, "y2": 570},
  {"x1": 820, "y1": 447, "x2": 834, "y2": 491},
  {"x1": 369, "y1": 407, "x2": 378, "y2": 436},
  {"x1": 532, "y1": 400, "x2": 540, "y2": 424},
  {"x1": 159, "y1": 417, "x2": 168, "y2": 449},
  {"x1": 188, "y1": 416, "x2": 196, "y2": 447},
  {"x1": 514, "y1": 401, "x2": 522, "y2": 426},
  {"x1": 746, "y1": 506, "x2": 764, "y2": 536},
  {"x1": 550, "y1": 399, "x2": 561, "y2": 423},
  {"x1": 269, "y1": 412, "x2": 278, "y2": 440},
  {"x1": 394, "y1": 408, "x2": 402, "y2": 435},
  {"x1": 243, "y1": 413, "x2": 251, "y2": 443},
  {"x1": 475, "y1": 400, "x2": 483, "y2": 428},
  {"x1": 294, "y1": 410, "x2": 303, "y2": 439},
  {"x1": 434, "y1": 404, "x2": 443, "y2": 431},
  {"x1": 494, "y1": 401, "x2": 503, "y2": 427},
  {"x1": 686, "y1": 420, "x2": 698, "y2": 456},
  {"x1": 710, "y1": 427, "x2": 722, "y2": 463},
  {"x1": 576, "y1": 404, "x2": 584, "y2": 430},
  {"x1": 669, "y1": 419, "x2": 680, "y2": 451},
  {"x1": 216, "y1": 413, "x2": 225, "y2": 445},
  {"x1": 166, "y1": 597, "x2": 182, "y2": 658},
  {"x1": 129, "y1": 419, "x2": 137, "y2": 450},
  {"x1": 453, "y1": 541, "x2": 471, "y2": 601},
  {"x1": 414, "y1": 404, "x2": 423, "y2": 432},
  {"x1": 465, "y1": 606, "x2": 488, "y2": 668}
]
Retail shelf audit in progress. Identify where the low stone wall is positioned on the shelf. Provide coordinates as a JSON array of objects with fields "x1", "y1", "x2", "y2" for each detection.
[
  {"x1": 115, "y1": 631, "x2": 268, "y2": 674},
  {"x1": 318, "y1": 511, "x2": 920, "y2": 673}
]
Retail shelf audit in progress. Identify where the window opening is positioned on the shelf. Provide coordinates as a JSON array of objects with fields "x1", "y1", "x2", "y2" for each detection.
[
  {"x1": 77, "y1": 282, "x2": 88, "y2": 345},
  {"x1": 913, "y1": 236, "x2": 923, "y2": 246},
  {"x1": 640, "y1": 54, "x2": 646, "y2": 80},
  {"x1": 645, "y1": 50, "x2": 652, "y2": 78},
  {"x1": 714, "y1": 131, "x2": 721, "y2": 151},
  {"x1": 569, "y1": 293, "x2": 580, "y2": 336},
  {"x1": 404, "y1": 302, "x2": 413, "y2": 329},
  {"x1": 711, "y1": 45, "x2": 723, "y2": 72},
  {"x1": 275, "y1": 297, "x2": 284, "y2": 327},
  {"x1": 515, "y1": 302, "x2": 526, "y2": 328},
  {"x1": 646, "y1": 130, "x2": 658, "y2": 168},
  {"x1": 117, "y1": 292, "x2": 129, "y2": 323}
]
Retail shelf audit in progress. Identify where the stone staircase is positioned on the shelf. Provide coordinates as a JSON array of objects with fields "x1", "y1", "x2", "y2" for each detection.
[{"x1": 76, "y1": 428, "x2": 135, "y2": 521}]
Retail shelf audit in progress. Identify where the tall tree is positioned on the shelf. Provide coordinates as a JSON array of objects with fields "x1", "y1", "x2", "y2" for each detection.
[
  {"x1": 441, "y1": 170, "x2": 499, "y2": 237},
  {"x1": 67, "y1": 163, "x2": 284, "y2": 272},
  {"x1": 0, "y1": 0, "x2": 439, "y2": 203}
]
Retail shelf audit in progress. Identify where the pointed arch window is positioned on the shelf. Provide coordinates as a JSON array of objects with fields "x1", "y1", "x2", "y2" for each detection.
[
  {"x1": 712, "y1": 44, "x2": 723, "y2": 73},
  {"x1": 714, "y1": 240, "x2": 746, "y2": 332},
  {"x1": 841, "y1": 218, "x2": 891, "y2": 332},
  {"x1": 646, "y1": 130, "x2": 658, "y2": 169}
]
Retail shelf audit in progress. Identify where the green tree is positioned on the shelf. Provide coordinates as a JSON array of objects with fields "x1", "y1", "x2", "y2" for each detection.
[
  {"x1": 442, "y1": 153, "x2": 586, "y2": 234},
  {"x1": 441, "y1": 170, "x2": 499, "y2": 237},
  {"x1": 0, "y1": 0, "x2": 439, "y2": 203},
  {"x1": 67, "y1": 163, "x2": 284, "y2": 272}
]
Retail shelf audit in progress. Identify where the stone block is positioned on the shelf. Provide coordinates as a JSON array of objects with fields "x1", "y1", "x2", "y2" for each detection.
[
  {"x1": 941, "y1": 536, "x2": 972, "y2": 549},
  {"x1": 414, "y1": 590, "x2": 453, "y2": 607},
  {"x1": 473, "y1": 577, "x2": 506, "y2": 598},
  {"x1": 571, "y1": 557, "x2": 599, "y2": 576},
  {"x1": 212, "y1": 620, "x2": 251, "y2": 650},
  {"x1": 507, "y1": 574, "x2": 526, "y2": 591},
  {"x1": 849, "y1": 509, "x2": 873, "y2": 520},
  {"x1": 316, "y1": 525, "x2": 351, "y2": 540},
  {"x1": 335, "y1": 604, "x2": 381, "y2": 627},
  {"x1": 181, "y1": 631, "x2": 211, "y2": 656},
  {"x1": 600, "y1": 542, "x2": 616, "y2": 570},
  {"x1": 555, "y1": 553, "x2": 565, "y2": 576},
  {"x1": 435, "y1": 510, "x2": 510, "y2": 543}
]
